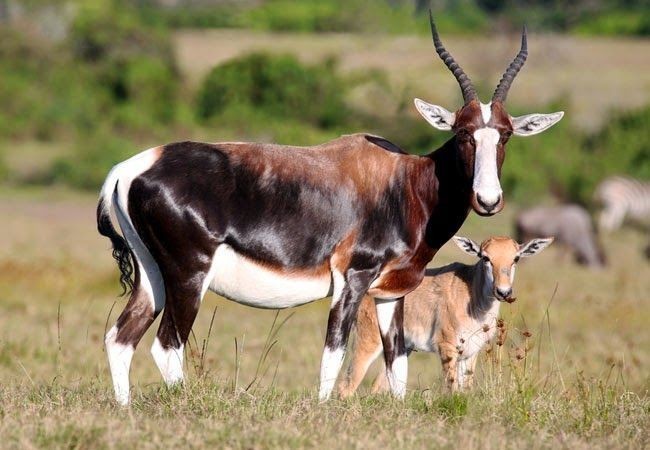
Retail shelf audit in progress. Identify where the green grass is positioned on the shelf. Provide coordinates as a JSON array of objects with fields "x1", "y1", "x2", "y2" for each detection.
[{"x1": 0, "y1": 189, "x2": 648, "y2": 448}]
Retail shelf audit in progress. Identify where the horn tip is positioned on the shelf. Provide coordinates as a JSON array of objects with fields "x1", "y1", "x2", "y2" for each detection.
[{"x1": 428, "y1": 9, "x2": 437, "y2": 32}]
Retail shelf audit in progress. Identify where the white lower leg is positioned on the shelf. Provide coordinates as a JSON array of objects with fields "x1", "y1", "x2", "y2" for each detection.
[
  {"x1": 105, "y1": 326, "x2": 135, "y2": 406},
  {"x1": 318, "y1": 346, "x2": 345, "y2": 401},
  {"x1": 151, "y1": 337, "x2": 184, "y2": 385},
  {"x1": 387, "y1": 354, "x2": 408, "y2": 398}
]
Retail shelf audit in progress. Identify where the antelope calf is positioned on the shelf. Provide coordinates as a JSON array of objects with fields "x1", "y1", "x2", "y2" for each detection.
[{"x1": 339, "y1": 236, "x2": 552, "y2": 396}]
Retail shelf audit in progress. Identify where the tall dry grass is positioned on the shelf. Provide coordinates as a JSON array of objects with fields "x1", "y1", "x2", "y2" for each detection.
[{"x1": 0, "y1": 189, "x2": 648, "y2": 448}]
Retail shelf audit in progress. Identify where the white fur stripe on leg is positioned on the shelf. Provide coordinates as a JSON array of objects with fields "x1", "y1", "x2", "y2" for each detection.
[
  {"x1": 151, "y1": 338, "x2": 184, "y2": 385},
  {"x1": 388, "y1": 354, "x2": 408, "y2": 398},
  {"x1": 375, "y1": 298, "x2": 397, "y2": 333},
  {"x1": 319, "y1": 346, "x2": 345, "y2": 401},
  {"x1": 318, "y1": 270, "x2": 346, "y2": 401},
  {"x1": 105, "y1": 326, "x2": 135, "y2": 406}
]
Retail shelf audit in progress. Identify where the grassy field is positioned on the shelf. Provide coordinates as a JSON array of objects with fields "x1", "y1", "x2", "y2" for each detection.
[{"x1": 0, "y1": 187, "x2": 648, "y2": 449}]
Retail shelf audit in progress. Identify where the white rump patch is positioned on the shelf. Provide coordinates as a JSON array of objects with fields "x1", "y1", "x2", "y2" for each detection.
[
  {"x1": 111, "y1": 146, "x2": 166, "y2": 314},
  {"x1": 472, "y1": 127, "x2": 502, "y2": 206},
  {"x1": 151, "y1": 338, "x2": 184, "y2": 386},
  {"x1": 319, "y1": 347, "x2": 345, "y2": 401},
  {"x1": 208, "y1": 245, "x2": 331, "y2": 309},
  {"x1": 105, "y1": 326, "x2": 135, "y2": 406}
]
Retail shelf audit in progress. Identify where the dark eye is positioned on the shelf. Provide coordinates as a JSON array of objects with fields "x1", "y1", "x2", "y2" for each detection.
[
  {"x1": 457, "y1": 130, "x2": 474, "y2": 145},
  {"x1": 514, "y1": 256, "x2": 520, "y2": 263},
  {"x1": 500, "y1": 131, "x2": 512, "y2": 144},
  {"x1": 481, "y1": 255, "x2": 490, "y2": 263}
]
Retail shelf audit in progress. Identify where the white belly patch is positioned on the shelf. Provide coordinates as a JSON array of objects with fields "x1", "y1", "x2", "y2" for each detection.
[{"x1": 208, "y1": 244, "x2": 332, "y2": 309}]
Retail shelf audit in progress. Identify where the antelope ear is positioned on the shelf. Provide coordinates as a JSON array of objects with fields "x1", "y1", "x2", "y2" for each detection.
[
  {"x1": 414, "y1": 98, "x2": 455, "y2": 131},
  {"x1": 452, "y1": 236, "x2": 481, "y2": 257},
  {"x1": 511, "y1": 112, "x2": 564, "y2": 136},
  {"x1": 518, "y1": 237, "x2": 554, "y2": 257}
]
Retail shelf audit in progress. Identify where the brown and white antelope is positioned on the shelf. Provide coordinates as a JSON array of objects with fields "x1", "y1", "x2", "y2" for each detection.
[
  {"x1": 97, "y1": 14, "x2": 564, "y2": 405},
  {"x1": 339, "y1": 236, "x2": 553, "y2": 396}
]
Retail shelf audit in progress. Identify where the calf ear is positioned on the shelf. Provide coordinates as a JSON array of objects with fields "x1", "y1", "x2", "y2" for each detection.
[
  {"x1": 452, "y1": 236, "x2": 481, "y2": 257},
  {"x1": 518, "y1": 237, "x2": 554, "y2": 257},
  {"x1": 414, "y1": 98, "x2": 455, "y2": 131},
  {"x1": 511, "y1": 112, "x2": 564, "y2": 136}
]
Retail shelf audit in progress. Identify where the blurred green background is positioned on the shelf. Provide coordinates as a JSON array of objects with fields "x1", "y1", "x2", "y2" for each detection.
[{"x1": 0, "y1": 0, "x2": 648, "y2": 203}]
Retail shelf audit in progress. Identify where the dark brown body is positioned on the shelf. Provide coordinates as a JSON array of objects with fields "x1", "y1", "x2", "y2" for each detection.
[{"x1": 98, "y1": 132, "x2": 479, "y2": 404}]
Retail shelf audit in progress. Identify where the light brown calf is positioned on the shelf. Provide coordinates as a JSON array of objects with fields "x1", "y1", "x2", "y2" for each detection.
[{"x1": 339, "y1": 235, "x2": 553, "y2": 396}]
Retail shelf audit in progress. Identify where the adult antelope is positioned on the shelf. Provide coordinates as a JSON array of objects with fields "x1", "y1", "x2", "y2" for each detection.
[{"x1": 97, "y1": 14, "x2": 564, "y2": 405}]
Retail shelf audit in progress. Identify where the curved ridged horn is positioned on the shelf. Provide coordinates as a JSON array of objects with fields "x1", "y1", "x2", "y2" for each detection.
[
  {"x1": 492, "y1": 25, "x2": 528, "y2": 103},
  {"x1": 429, "y1": 10, "x2": 477, "y2": 104}
]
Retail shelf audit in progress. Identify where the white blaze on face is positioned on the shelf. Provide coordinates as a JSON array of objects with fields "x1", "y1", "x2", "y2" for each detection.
[{"x1": 472, "y1": 127, "x2": 502, "y2": 206}]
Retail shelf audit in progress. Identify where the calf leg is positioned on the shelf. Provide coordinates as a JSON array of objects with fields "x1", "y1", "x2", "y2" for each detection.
[
  {"x1": 319, "y1": 266, "x2": 380, "y2": 401},
  {"x1": 458, "y1": 353, "x2": 479, "y2": 390},
  {"x1": 375, "y1": 297, "x2": 407, "y2": 398},
  {"x1": 371, "y1": 361, "x2": 389, "y2": 393},
  {"x1": 339, "y1": 296, "x2": 383, "y2": 398},
  {"x1": 439, "y1": 344, "x2": 459, "y2": 392}
]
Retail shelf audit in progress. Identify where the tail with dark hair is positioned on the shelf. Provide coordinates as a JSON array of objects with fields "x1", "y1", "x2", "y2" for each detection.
[
  {"x1": 97, "y1": 194, "x2": 134, "y2": 295},
  {"x1": 97, "y1": 184, "x2": 135, "y2": 296}
]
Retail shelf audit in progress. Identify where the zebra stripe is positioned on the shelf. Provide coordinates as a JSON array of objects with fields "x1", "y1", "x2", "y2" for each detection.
[{"x1": 595, "y1": 176, "x2": 650, "y2": 231}]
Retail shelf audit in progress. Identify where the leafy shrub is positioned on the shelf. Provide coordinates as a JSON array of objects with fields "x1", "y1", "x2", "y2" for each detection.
[
  {"x1": 49, "y1": 129, "x2": 135, "y2": 190},
  {"x1": 574, "y1": 10, "x2": 650, "y2": 36},
  {"x1": 578, "y1": 105, "x2": 650, "y2": 192},
  {"x1": 197, "y1": 53, "x2": 349, "y2": 128},
  {"x1": 0, "y1": 147, "x2": 7, "y2": 184},
  {"x1": 69, "y1": 1, "x2": 180, "y2": 125},
  {"x1": 135, "y1": 3, "x2": 240, "y2": 29},
  {"x1": 242, "y1": 1, "x2": 359, "y2": 32}
]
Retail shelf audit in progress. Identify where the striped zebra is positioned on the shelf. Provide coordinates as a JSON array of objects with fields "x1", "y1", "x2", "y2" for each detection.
[{"x1": 594, "y1": 176, "x2": 650, "y2": 231}]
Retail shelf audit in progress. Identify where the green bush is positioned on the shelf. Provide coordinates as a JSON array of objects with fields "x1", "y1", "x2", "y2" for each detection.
[
  {"x1": 197, "y1": 53, "x2": 349, "y2": 129},
  {"x1": 0, "y1": 147, "x2": 7, "y2": 184},
  {"x1": 579, "y1": 105, "x2": 650, "y2": 191},
  {"x1": 242, "y1": 1, "x2": 359, "y2": 32},
  {"x1": 49, "y1": 129, "x2": 136, "y2": 190},
  {"x1": 135, "y1": 3, "x2": 240, "y2": 29},
  {"x1": 69, "y1": 1, "x2": 180, "y2": 126},
  {"x1": 0, "y1": 1, "x2": 180, "y2": 141},
  {"x1": 574, "y1": 10, "x2": 650, "y2": 36},
  {"x1": 129, "y1": 0, "x2": 648, "y2": 36}
]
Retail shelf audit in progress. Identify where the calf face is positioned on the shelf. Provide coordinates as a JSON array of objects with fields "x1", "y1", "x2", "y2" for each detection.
[{"x1": 452, "y1": 235, "x2": 553, "y2": 302}]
